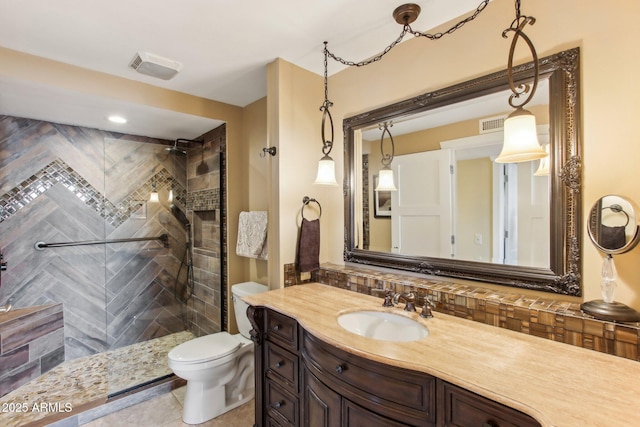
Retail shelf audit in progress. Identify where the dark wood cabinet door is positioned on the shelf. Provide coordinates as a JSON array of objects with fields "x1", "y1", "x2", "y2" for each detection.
[
  {"x1": 302, "y1": 368, "x2": 342, "y2": 427},
  {"x1": 438, "y1": 380, "x2": 540, "y2": 427},
  {"x1": 342, "y1": 399, "x2": 410, "y2": 427}
]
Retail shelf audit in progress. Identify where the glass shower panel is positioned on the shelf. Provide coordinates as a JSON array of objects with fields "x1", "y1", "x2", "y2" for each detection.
[{"x1": 103, "y1": 138, "x2": 193, "y2": 396}]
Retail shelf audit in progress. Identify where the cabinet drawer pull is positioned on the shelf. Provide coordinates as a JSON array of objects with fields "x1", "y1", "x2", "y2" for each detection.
[
  {"x1": 273, "y1": 324, "x2": 281, "y2": 332},
  {"x1": 274, "y1": 361, "x2": 284, "y2": 368},
  {"x1": 272, "y1": 400, "x2": 284, "y2": 409},
  {"x1": 335, "y1": 364, "x2": 345, "y2": 374},
  {"x1": 482, "y1": 422, "x2": 498, "y2": 427}
]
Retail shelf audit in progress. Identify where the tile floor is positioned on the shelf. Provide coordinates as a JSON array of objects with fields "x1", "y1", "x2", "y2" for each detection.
[{"x1": 83, "y1": 387, "x2": 254, "y2": 427}]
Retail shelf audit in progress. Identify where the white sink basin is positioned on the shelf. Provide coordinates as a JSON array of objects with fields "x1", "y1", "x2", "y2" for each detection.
[{"x1": 337, "y1": 310, "x2": 428, "y2": 342}]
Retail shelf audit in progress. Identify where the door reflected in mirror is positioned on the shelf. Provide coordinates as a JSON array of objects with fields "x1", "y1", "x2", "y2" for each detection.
[{"x1": 357, "y1": 88, "x2": 551, "y2": 268}]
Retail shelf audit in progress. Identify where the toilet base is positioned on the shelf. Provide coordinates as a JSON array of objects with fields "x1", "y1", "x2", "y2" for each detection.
[
  {"x1": 181, "y1": 380, "x2": 254, "y2": 425},
  {"x1": 179, "y1": 347, "x2": 255, "y2": 425}
]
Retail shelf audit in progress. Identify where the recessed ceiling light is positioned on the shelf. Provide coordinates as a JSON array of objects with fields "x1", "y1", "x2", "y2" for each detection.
[{"x1": 108, "y1": 115, "x2": 127, "y2": 124}]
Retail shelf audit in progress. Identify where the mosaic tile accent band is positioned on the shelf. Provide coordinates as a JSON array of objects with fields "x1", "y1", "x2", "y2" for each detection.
[
  {"x1": 188, "y1": 188, "x2": 220, "y2": 211},
  {"x1": 310, "y1": 263, "x2": 640, "y2": 363},
  {"x1": 0, "y1": 158, "x2": 186, "y2": 228}
]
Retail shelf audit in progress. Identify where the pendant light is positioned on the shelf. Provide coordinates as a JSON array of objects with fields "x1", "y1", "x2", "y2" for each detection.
[
  {"x1": 375, "y1": 122, "x2": 397, "y2": 192},
  {"x1": 149, "y1": 181, "x2": 159, "y2": 203},
  {"x1": 495, "y1": 0, "x2": 547, "y2": 164},
  {"x1": 315, "y1": 2, "x2": 491, "y2": 185},
  {"x1": 534, "y1": 144, "x2": 550, "y2": 176},
  {"x1": 313, "y1": 43, "x2": 339, "y2": 186}
]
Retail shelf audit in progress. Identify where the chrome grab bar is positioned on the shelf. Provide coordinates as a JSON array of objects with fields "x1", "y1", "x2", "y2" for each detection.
[{"x1": 34, "y1": 234, "x2": 169, "y2": 250}]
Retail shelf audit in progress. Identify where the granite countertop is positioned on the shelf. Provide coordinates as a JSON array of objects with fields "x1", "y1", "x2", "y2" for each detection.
[{"x1": 243, "y1": 283, "x2": 640, "y2": 427}]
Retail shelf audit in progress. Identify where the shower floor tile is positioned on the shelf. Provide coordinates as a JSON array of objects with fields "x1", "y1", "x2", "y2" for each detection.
[{"x1": 0, "y1": 331, "x2": 195, "y2": 427}]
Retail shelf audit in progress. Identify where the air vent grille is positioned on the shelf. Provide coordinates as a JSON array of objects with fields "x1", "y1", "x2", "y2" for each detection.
[
  {"x1": 479, "y1": 115, "x2": 507, "y2": 134},
  {"x1": 128, "y1": 51, "x2": 182, "y2": 80}
]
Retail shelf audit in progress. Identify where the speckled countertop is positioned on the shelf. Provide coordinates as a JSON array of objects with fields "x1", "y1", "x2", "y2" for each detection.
[{"x1": 243, "y1": 283, "x2": 640, "y2": 427}]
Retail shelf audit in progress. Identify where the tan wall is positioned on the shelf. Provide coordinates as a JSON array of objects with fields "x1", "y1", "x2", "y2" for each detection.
[
  {"x1": 322, "y1": 0, "x2": 640, "y2": 309},
  {"x1": 266, "y1": 59, "x2": 325, "y2": 289},
  {"x1": 242, "y1": 97, "x2": 269, "y2": 285}
]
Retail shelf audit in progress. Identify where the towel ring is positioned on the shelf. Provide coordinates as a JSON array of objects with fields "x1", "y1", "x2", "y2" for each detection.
[
  {"x1": 603, "y1": 204, "x2": 630, "y2": 227},
  {"x1": 302, "y1": 196, "x2": 322, "y2": 219}
]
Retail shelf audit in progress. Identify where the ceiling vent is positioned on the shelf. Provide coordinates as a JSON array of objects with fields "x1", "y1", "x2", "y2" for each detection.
[
  {"x1": 129, "y1": 51, "x2": 182, "y2": 80},
  {"x1": 479, "y1": 115, "x2": 507, "y2": 134}
]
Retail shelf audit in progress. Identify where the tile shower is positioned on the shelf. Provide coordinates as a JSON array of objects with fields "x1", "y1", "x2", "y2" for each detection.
[{"x1": 0, "y1": 115, "x2": 225, "y2": 401}]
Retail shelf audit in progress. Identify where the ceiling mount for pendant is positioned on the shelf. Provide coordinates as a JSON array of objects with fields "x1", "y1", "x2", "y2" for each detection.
[{"x1": 393, "y1": 3, "x2": 421, "y2": 25}]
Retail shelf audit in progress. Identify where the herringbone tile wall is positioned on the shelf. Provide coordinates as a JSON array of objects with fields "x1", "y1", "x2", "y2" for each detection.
[{"x1": 0, "y1": 116, "x2": 215, "y2": 390}]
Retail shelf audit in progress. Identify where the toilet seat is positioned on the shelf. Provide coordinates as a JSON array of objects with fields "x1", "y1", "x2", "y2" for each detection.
[{"x1": 168, "y1": 332, "x2": 241, "y2": 364}]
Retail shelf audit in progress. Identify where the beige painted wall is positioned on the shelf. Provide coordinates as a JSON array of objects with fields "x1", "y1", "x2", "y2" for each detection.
[
  {"x1": 319, "y1": 0, "x2": 640, "y2": 309},
  {"x1": 266, "y1": 59, "x2": 326, "y2": 289},
  {"x1": 242, "y1": 96, "x2": 269, "y2": 285}
]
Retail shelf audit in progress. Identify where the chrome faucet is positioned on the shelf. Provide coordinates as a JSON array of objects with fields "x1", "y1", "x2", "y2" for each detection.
[{"x1": 393, "y1": 291, "x2": 417, "y2": 312}]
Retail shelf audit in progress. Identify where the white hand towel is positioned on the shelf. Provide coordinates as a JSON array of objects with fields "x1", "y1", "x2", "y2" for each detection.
[{"x1": 236, "y1": 211, "x2": 268, "y2": 259}]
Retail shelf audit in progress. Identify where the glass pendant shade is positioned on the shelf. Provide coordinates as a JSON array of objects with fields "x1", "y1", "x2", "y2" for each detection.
[
  {"x1": 375, "y1": 167, "x2": 397, "y2": 192},
  {"x1": 168, "y1": 189, "x2": 174, "y2": 203},
  {"x1": 149, "y1": 190, "x2": 159, "y2": 203},
  {"x1": 534, "y1": 144, "x2": 550, "y2": 176},
  {"x1": 314, "y1": 154, "x2": 339, "y2": 186},
  {"x1": 496, "y1": 107, "x2": 547, "y2": 163}
]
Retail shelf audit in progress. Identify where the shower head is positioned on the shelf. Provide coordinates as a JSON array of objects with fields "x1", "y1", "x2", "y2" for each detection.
[
  {"x1": 165, "y1": 138, "x2": 204, "y2": 156},
  {"x1": 165, "y1": 140, "x2": 187, "y2": 156}
]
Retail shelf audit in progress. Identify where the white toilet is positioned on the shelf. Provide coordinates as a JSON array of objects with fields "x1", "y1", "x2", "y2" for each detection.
[{"x1": 168, "y1": 281, "x2": 268, "y2": 424}]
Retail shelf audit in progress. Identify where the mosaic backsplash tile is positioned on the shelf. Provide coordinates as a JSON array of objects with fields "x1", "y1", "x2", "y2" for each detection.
[
  {"x1": 0, "y1": 158, "x2": 186, "y2": 228},
  {"x1": 306, "y1": 263, "x2": 640, "y2": 363}
]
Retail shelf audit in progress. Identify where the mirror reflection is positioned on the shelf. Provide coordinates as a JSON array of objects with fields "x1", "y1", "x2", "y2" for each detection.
[
  {"x1": 357, "y1": 81, "x2": 550, "y2": 268},
  {"x1": 344, "y1": 47, "x2": 581, "y2": 295},
  {"x1": 588, "y1": 195, "x2": 640, "y2": 254}
]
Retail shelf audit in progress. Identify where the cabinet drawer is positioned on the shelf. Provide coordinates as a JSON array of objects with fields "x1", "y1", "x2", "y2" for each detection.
[
  {"x1": 265, "y1": 379, "x2": 299, "y2": 426},
  {"x1": 439, "y1": 380, "x2": 541, "y2": 427},
  {"x1": 266, "y1": 309, "x2": 298, "y2": 351},
  {"x1": 302, "y1": 332, "x2": 436, "y2": 426},
  {"x1": 265, "y1": 341, "x2": 299, "y2": 393}
]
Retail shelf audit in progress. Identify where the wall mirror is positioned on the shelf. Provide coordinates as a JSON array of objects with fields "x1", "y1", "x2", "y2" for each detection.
[{"x1": 344, "y1": 47, "x2": 581, "y2": 295}]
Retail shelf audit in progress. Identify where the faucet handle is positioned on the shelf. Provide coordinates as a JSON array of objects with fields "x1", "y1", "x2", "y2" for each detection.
[
  {"x1": 372, "y1": 288, "x2": 395, "y2": 307},
  {"x1": 420, "y1": 295, "x2": 435, "y2": 318}
]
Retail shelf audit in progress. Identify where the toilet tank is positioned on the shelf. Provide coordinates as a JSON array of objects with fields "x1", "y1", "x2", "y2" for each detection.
[{"x1": 231, "y1": 282, "x2": 268, "y2": 338}]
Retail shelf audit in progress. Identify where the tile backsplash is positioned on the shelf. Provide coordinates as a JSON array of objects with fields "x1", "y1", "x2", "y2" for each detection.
[{"x1": 283, "y1": 263, "x2": 640, "y2": 362}]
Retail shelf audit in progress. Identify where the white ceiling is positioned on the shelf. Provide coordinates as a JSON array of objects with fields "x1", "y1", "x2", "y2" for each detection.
[{"x1": 0, "y1": 0, "x2": 487, "y2": 140}]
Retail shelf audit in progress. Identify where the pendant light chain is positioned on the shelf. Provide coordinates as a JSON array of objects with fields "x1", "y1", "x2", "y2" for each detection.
[
  {"x1": 320, "y1": 42, "x2": 334, "y2": 156},
  {"x1": 379, "y1": 122, "x2": 395, "y2": 168},
  {"x1": 324, "y1": 0, "x2": 490, "y2": 68},
  {"x1": 504, "y1": 0, "x2": 538, "y2": 109}
]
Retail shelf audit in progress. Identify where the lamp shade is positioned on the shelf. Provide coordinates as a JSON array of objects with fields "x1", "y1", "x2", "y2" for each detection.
[
  {"x1": 495, "y1": 107, "x2": 546, "y2": 163},
  {"x1": 149, "y1": 191, "x2": 159, "y2": 203},
  {"x1": 375, "y1": 167, "x2": 397, "y2": 192},
  {"x1": 534, "y1": 144, "x2": 550, "y2": 176},
  {"x1": 314, "y1": 154, "x2": 339, "y2": 186}
]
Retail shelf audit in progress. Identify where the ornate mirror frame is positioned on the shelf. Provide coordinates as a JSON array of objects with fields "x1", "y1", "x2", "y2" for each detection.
[{"x1": 344, "y1": 47, "x2": 581, "y2": 296}]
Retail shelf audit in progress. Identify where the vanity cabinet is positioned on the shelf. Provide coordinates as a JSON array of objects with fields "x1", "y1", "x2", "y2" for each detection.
[{"x1": 249, "y1": 307, "x2": 540, "y2": 427}]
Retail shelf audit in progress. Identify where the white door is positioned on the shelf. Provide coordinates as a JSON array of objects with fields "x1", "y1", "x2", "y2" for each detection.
[
  {"x1": 517, "y1": 160, "x2": 550, "y2": 267},
  {"x1": 391, "y1": 149, "x2": 453, "y2": 257}
]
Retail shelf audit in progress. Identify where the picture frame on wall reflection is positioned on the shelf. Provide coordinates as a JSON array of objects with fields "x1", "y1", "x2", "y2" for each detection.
[{"x1": 373, "y1": 175, "x2": 391, "y2": 218}]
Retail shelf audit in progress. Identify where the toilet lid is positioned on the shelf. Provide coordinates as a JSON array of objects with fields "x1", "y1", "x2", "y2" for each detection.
[{"x1": 168, "y1": 332, "x2": 241, "y2": 363}]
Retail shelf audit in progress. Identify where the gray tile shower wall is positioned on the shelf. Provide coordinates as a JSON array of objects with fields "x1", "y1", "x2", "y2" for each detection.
[
  {"x1": 0, "y1": 303, "x2": 64, "y2": 397},
  {"x1": 0, "y1": 115, "x2": 200, "y2": 394},
  {"x1": 184, "y1": 126, "x2": 225, "y2": 336}
]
